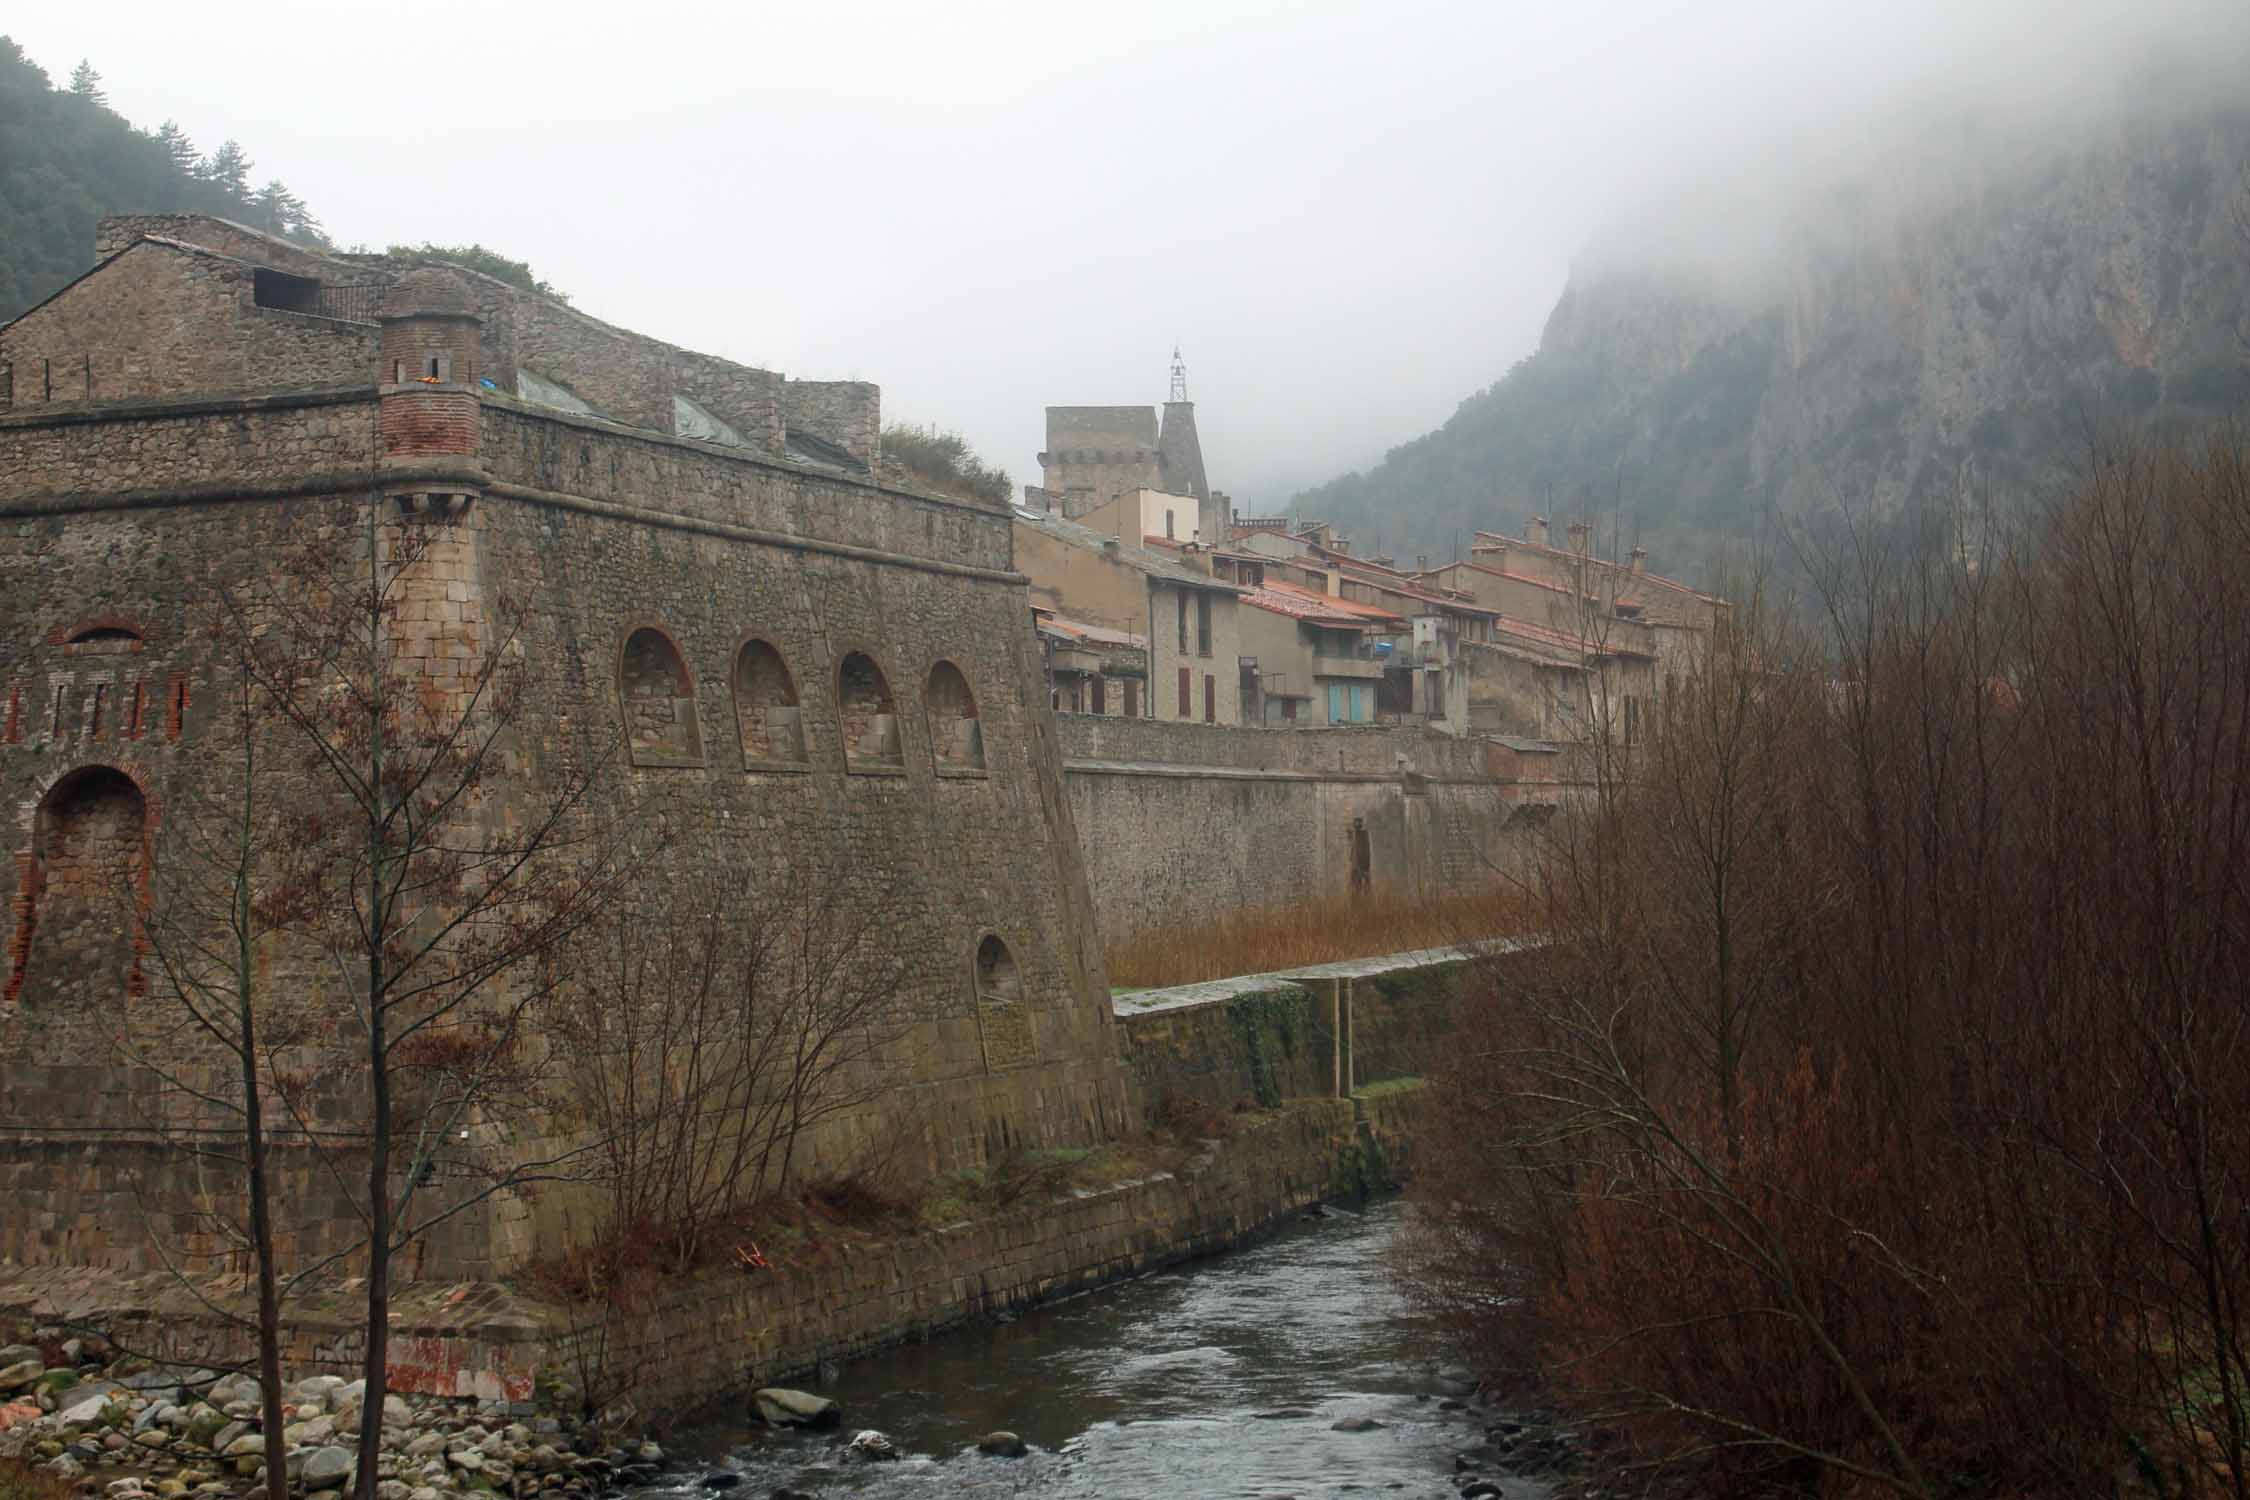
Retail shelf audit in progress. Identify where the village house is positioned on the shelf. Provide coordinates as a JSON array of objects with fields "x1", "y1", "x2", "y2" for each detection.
[{"x1": 1011, "y1": 504, "x2": 1246, "y2": 724}]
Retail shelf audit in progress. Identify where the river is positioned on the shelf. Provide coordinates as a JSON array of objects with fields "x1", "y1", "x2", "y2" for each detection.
[{"x1": 669, "y1": 1197, "x2": 1557, "y2": 1499}]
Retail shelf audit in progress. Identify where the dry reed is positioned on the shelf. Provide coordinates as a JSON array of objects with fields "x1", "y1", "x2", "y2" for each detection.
[{"x1": 1101, "y1": 882, "x2": 1525, "y2": 990}]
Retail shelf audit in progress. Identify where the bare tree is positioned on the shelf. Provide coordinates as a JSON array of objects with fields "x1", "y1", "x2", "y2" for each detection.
[{"x1": 201, "y1": 497, "x2": 639, "y2": 1500}]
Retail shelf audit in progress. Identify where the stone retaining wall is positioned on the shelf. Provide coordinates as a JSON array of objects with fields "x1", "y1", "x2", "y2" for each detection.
[{"x1": 0, "y1": 949, "x2": 1477, "y2": 1424}]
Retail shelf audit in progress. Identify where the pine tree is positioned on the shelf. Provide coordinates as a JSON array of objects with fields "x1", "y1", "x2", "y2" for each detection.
[
  {"x1": 250, "y1": 179, "x2": 301, "y2": 235},
  {"x1": 154, "y1": 120, "x2": 199, "y2": 177},
  {"x1": 67, "y1": 59, "x2": 106, "y2": 107},
  {"x1": 201, "y1": 139, "x2": 253, "y2": 203}
]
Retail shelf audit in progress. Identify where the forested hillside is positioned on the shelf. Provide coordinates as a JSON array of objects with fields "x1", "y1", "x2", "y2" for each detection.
[
  {"x1": 0, "y1": 37, "x2": 326, "y2": 322},
  {"x1": 1297, "y1": 98, "x2": 2250, "y2": 576}
]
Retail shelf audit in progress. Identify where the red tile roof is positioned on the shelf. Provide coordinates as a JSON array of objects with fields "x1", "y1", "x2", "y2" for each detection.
[{"x1": 1240, "y1": 579, "x2": 1403, "y2": 628}]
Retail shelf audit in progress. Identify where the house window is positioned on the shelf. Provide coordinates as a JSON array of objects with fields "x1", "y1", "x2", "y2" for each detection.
[
  {"x1": 1196, "y1": 595, "x2": 1212, "y2": 658},
  {"x1": 1203, "y1": 674, "x2": 1215, "y2": 723},
  {"x1": 1091, "y1": 677, "x2": 1107, "y2": 715},
  {"x1": 839, "y1": 652, "x2": 903, "y2": 769},
  {"x1": 1177, "y1": 667, "x2": 1191, "y2": 718},
  {"x1": 1165, "y1": 509, "x2": 1176, "y2": 540},
  {"x1": 1176, "y1": 592, "x2": 1189, "y2": 653},
  {"x1": 1281, "y1": 698, "x2": 1298, "y2": 722},
  {"x1": 1326, "y1": 683, "x2": 1371, "y2": 723},
  {"x1": 1624, "y1": 694, "x2": 1640, "y2": 746},
  {"x1": 926, "y1": 660, "x2": 985, "y2": 770},
  {"x1": 620, "y1": 627, "x2": 703, "y2": 767},
  {"x1": 1123, "y1": 678, "x2": 1139, "y2": 718}
]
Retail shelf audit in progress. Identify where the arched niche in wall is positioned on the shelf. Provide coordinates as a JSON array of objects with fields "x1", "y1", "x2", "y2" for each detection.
[
  {"x1": 925, "y1": 660, "x2": 985, "y2": 772},
  {"x1": 733, "y1": 639, "x2": 806, "y2": 768},
  {"x1": 971, "y1": 932, "x2": 1036, "y2": 1072},
  {"x1": 838, "y1": 651, "x2": 902, "y2": 771},
  {"x1": 620, "y1": 626, "x2": 704, "y2": 767},
  {"x1": 7, "y1": 765, "x2": 149, "y2": 1007}
]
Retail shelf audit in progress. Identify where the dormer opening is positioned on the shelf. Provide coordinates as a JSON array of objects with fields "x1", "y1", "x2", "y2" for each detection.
[{"x1": 252, "y1": 267, "x2": 321, "y2": 314}]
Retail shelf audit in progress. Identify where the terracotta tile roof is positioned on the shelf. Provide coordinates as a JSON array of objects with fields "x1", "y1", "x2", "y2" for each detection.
[{"x1": 1240, "y1": 579, "x2": 1403, "y2": 628}]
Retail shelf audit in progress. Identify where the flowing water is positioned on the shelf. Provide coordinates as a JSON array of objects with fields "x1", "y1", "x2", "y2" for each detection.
[{"x1": 669, "y1": 1197, "x2": 1557, "y2": 1500}]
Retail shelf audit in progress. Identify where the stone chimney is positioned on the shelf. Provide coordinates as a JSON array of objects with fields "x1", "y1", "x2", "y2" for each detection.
[
  {"x1": 1630, "y1": 546, "x2": 1648, "y2": 575},
  {"x1": 1566, "y1": 519, "x2": 1591, "y2": 553},
  {"x1": 1527, "y1": 515, "x2": 1548, "y2": 547}
]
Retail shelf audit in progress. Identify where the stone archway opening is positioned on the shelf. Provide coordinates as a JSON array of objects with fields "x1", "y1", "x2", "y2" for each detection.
[{"x1": 8, "y1": 765, "x2": 149, "y2": 1006}]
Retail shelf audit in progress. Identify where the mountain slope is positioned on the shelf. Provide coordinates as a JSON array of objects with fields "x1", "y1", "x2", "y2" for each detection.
[
  {"x1": 0, "y1": 37, "x2": 325, "y2": 323},
  {"x1": 1297, "y1": 102, "x2": 2250, "y2": 574}
]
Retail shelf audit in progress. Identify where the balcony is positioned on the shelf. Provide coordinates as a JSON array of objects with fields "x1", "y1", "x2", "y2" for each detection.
[{"x1": 1312, "y1": 651, "x2": 1388, "y2": 680}]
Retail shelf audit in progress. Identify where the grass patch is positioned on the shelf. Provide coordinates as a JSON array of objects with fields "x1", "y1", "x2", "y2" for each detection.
[
  {"x1": 1103, "y1": 883, "x2": 1524, "y2": 989},
  {"x1": 1354, "y1": 1075, "x2": 1426, "y2": 1099},
  {"x1": 0, "y1": 1458, "x2": 75, "y2": 1500}
]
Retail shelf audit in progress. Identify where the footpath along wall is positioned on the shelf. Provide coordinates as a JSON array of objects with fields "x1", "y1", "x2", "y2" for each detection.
[{"x1": 0, "y1": 948, "x2": 1502, "y2": 1420}]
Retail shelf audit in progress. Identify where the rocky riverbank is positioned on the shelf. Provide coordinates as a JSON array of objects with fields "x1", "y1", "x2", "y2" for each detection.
[{"x1": 0, "y1": 1339, "x2": 669, "y2": 1500}]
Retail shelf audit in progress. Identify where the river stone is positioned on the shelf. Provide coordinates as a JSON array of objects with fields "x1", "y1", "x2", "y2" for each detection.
[
  {"x1": 0, "y1": 1345, "x2": 38, "y2": 1366},
  {"x1": 134, "y1": 1430, "x2": 173, "y2": 1450},
  {"x1": 1330, "y1": 1415, "x2": 1386, "y2": 1432},
  {"x1": 60, "y1": 1393, "x2": 118, "y2": 1427},
  {"x1": 847, "y1": 1430, "x2": 897, "y2": 1461},
  {"x1": 449, "y1": 1449, "x2": 485, "y2": 1472},
  {"x1": 303, "y1": 1447, "x2": 355, "y2": 1489},
  {"x1": 1460, "y1": 1483, "x2": 1503, "y2": 1500},
  {"x1": 975, "y1": 1431, "x2": 1027, "y2": 1458},
  {"x1": 749, "y1": 1389, "x2": 838, "y2": 1429},
  {"x1": 0, "y1": 1360, "x2": 43, "y2": 1393},
  {"x1": 222, "y1": 1434, "x2": 267, "y2": 1458}
]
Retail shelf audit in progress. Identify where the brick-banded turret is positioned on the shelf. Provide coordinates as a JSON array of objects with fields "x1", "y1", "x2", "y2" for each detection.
[{"x1": 378, "y1": 267, "x2": 482, "y2": 516}]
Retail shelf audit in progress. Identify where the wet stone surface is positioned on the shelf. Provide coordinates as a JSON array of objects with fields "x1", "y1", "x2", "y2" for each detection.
[{"x1": 669, "y1": 1198, "x2": 1559, "y2": 1499}]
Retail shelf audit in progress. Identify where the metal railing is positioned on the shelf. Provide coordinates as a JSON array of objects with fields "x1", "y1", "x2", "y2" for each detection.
[{"x1": 312, "y1": 284, "x2": 385, "y2": 325}]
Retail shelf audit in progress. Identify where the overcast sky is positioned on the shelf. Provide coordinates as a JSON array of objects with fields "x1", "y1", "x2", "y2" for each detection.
[{"x1": 10, "y1": 0, "x2": 2247, "y2": 509}]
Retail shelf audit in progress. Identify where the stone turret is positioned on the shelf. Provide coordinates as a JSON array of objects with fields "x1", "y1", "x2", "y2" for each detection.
[{"x1": 378, "y1": 267, "x2": 483, "y2": 517}]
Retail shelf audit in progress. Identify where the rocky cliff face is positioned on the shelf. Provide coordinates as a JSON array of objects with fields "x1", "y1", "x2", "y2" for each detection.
[{"x1": 1297, "y1": 102, "x2": 2250, "y2": 575}]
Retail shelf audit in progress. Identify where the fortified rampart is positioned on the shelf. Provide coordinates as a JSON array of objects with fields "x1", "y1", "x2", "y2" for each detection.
[
  {"x1": 0, "y1": 216, "x2": 1124, "y2": 1286},
  {"x1": 1056, "y1": 715, "x2": 1579, "y2": 937}
]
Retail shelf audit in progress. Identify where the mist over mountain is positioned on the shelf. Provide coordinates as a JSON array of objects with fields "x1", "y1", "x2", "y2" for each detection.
[{"x1": 1294, "y1": 59, "x2": 2250, "y2": 579}]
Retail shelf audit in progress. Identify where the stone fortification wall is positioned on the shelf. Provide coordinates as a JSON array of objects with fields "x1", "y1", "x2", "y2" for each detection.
[
  {"x1": 0, "y1": 385, "x2": 1120, "y2": 1284},
  {"x1": 0, "y1": 243, "x2": 376, "y2": 411},
  {"x1": 93, "y1": 216, "x2": 345, "y2": 279},
  {"x1": 781, "y1": 379, "x2": 881, "y2": 470},
  {"x1": 476, "y1": 401, "x2": 1003, "y2": 569},
  {"x1": 0, "y1": 390, "x2": 376, "y2": 501},
  {"x1": 1057, "y1": 716, "x2": 1529, "y2": 938},
  {"x1": 479, "y1": 291, "x2": 784, "y2": 455}
]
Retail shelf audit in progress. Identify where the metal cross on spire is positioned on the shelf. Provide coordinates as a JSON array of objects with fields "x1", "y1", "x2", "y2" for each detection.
[{"x1": 1169, "y1": 346, "x2": 1189, "y2": 403}]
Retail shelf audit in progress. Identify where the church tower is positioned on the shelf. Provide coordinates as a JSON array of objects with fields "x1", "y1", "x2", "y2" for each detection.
[{"x1": 1158, "y1": 347, "x2": 1219, "y2": 541}]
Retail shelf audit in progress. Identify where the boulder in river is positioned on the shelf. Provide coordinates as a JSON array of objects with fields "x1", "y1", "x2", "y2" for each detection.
[
  {"x1": 750, "y1": 1389, "x2": 838, "y2": 1429},
  {"x1": 847, "y1": 1430, "x2": 898, "y2": 1461},
  {"x1": 1330, "y1": 1415, "x2": 1386, "y2": 1432},
  {"x1": 975, "y1": 1431, "x2": 1027, "y2": 1458}
]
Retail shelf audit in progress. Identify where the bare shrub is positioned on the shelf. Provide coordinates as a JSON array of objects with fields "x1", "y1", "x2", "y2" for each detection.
[{"x1": 1405, "y1": 438, "x2": 2250, "y2": 1499}]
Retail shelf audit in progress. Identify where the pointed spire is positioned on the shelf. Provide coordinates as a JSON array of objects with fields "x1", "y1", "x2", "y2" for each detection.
[{"x1": 1169, "y1": 346, "x2": 1189, "y2": 404}]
